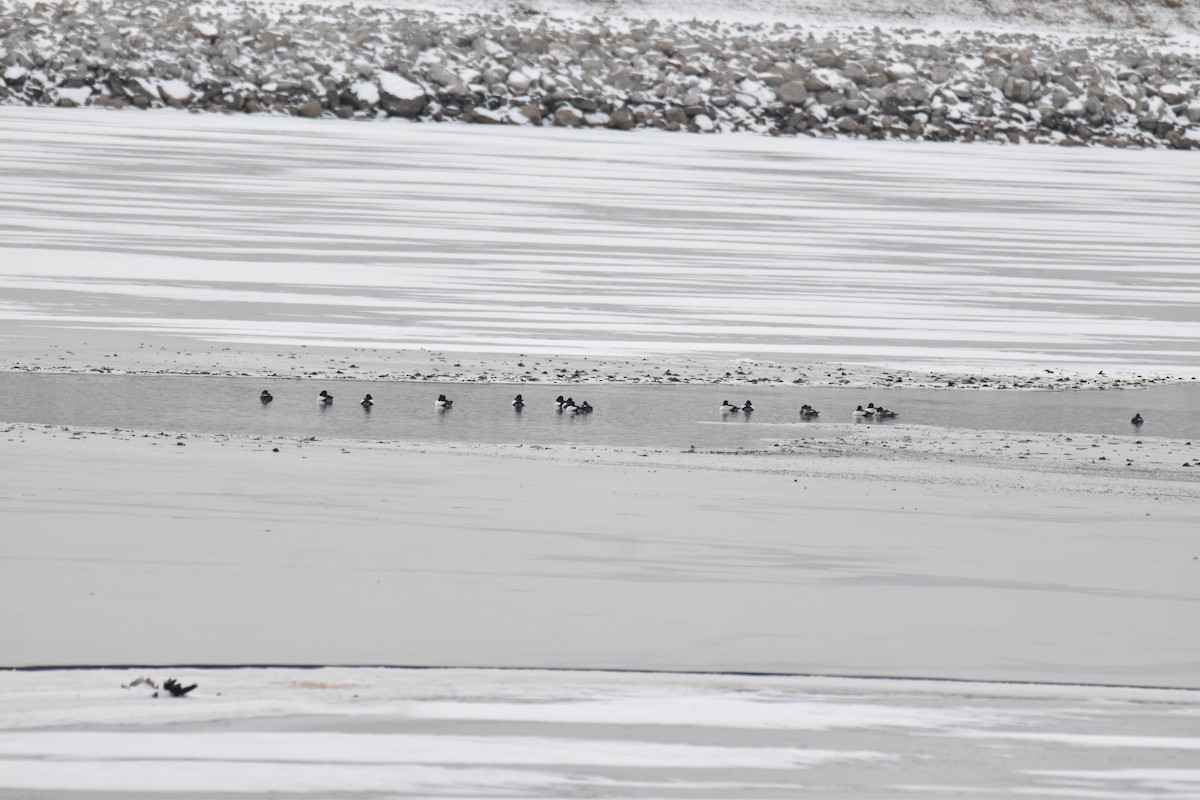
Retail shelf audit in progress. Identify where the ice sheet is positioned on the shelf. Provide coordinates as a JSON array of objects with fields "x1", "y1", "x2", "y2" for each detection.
[{"x1": 2, "y1": 108, "x2": 1199, "y2": 384}]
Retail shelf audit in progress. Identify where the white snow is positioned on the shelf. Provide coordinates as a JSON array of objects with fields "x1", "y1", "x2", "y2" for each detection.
[
  {"x1": 53, "y1": 86, "x2": 92, "y2": 105},
  {"x1": 378, "y1": 71, "x2": 424, "y2": 101},
  {"x1": 190, "y1": 20, "x2": 218, "y2": 37},
  {"x1": 351, "y1": 80, "x2": 379, "y2": 106},
  {"x1": 157, "y1": 79, "x2": 192, "y2": 102}
]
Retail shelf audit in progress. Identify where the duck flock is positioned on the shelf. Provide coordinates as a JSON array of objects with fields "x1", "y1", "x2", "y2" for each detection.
[
  {"x1": 256, "y1": 390, "x2": 908, "y2": 420},
  {"x1": 258, "y1": 389, "x2": 600, "y2": 413},
  {"x1": 255, "y1": 390, "x2": 1151, "y2": 427}
]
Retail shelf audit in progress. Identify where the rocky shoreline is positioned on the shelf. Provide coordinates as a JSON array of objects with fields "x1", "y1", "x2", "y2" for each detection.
[{"x1": 2, "y1": 0, "x2": 1197, "y2": 148}]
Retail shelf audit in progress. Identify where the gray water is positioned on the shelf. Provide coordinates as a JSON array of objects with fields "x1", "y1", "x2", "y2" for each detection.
[{"x1": 1, "y1": 374, "x2": 1195, "y2": 448}]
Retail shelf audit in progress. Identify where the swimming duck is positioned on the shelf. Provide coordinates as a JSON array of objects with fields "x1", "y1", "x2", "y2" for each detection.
[
  {"x1": 361, "y1": 394, "x2": 373, "y2": 408},
  {"x1": 562, "y1": 397, "x2": 579, "y2": 414},
  {"x1": 513, "y1": 394, "x2": 524, "y2": 409},
  {"x1": 869, "y1": 403, "x2": 897, "y2": 419},
  {"x1": 854, "y1": 405, "x2": 874, "y2": 418},
  {"x1": 319, "y1": 390, "x2": 333, "y2": 405},
  {"x1": 578, "y1": 401, "x2": 593, "y2": 414},
  {"x1": 720, "y1": 400, "x2": 740, "y2": 414},
  {"x1": 1131, "y1": 413, "x2": 1144, "y2": 425},
  {"x1": 799, "y1": 404, "x2": 819, "y2": 418},
  {"x1": 436, "y1": 394, "x2": 453, "y2": 409},
  {"x1": 260, "y1": 390, "x2": 273, "y2": 404},
  {"x1": 555, "y1": 395, "x2": 566, "y2": 411},
  {"x1": 742, "y1": 400, "x2": 754, "y2": 413}
]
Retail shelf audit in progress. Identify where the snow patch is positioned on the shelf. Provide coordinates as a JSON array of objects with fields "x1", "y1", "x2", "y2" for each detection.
[
  {"x1": 381, "y1": 70, "x2": 429, "y2": 100},
  {"x1": 351, "y1": 81, "x2": 379, "y2": 106}
]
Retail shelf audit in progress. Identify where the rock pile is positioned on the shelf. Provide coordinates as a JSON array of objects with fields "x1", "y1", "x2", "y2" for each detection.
[{"x1": 2, "y1": 0, "x2": 1198, "y2": 148}]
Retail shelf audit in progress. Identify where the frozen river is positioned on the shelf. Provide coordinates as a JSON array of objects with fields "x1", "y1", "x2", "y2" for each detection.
[
  {"x1": 2, "y1": 108, "x2": 1200, "y2": 376},
  {"x1": 1, "y1": 373, "x2": 1195, "y2": 446}
]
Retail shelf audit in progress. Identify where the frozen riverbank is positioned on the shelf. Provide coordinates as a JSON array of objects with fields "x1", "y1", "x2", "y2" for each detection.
[{"x1": 3, "y1": 109, "x2": 1200, "y2": 388}]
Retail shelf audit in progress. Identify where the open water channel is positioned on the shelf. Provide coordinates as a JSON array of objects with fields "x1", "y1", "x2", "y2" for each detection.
[{"x1": 1, "y1": 373, "x2": 1196, "y2": 449}]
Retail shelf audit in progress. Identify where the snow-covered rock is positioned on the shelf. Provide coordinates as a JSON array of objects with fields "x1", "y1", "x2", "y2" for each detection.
[
  {"x1": 553, "y1": 106, "x2": 584, "y2": 127},
  {"x1": 157, "y1": 80, "x2": 193, "y2": 104},
  {"x1": 379, "y1": 72, "x2": 423, "y2": 102},
  {"x1": 1158, "y1": 83, "x2": 1193, "y2": 103},
  {"x1": 189, "y1": 20, "x2": 218, "y2": 38},
  {"x1": 55, "y1": 86, "x2": 92, "y2": 106},
  {"x1": 351, "y1": 81, "x2": 380, "y2": 108},
  {"x1": 506, "y1": 70, "x2": 531, "y2": 93}
]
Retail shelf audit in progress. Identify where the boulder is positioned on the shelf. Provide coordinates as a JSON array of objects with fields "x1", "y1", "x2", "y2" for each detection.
[
  {"x1": 1157, "y1": 84, "x2": 1191, "y2": 104},
  {"x1": 609, "y1": 106, "x2": 636, "y2": 129},
  {"x1": 805, "y1": 74, "x2": 831, "y2": 92},
  {"x1": 511, "y1": 103, "x2": 542, "y2": 124},
  {"x1": 506, "y1": 70, "x2": 532, "y2": 93},
  {"x1": 776, "y1": 80, "x2": 807, "y2": 104},
  {"x1": 1003, "y1": 77, "x2": 1032, "y2": 103},
  {"x1": 813, "y1": 50, "x2": 842, "y2": 68},
  {"x1": 157, "y1": 79, "x2": 193, "y2": 105},
  {"x1": 379, "y1": 71, "x2": 426, "y2": 116},
  {"x1": 664, "y1": 106, "x2": 688, "y2": 125},
  {"x1": 350, "y1": 81, "x2": 379, "y2": 109},
  {"x1": 552, "y1": 105, "x2": 583, "y2": 127}
]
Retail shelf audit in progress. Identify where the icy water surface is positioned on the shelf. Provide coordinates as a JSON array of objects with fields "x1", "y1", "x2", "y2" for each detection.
[
  {"x1": 1, "y1": 373, "x2": 1196, "y2": 447},
  {"x1": 4, "y1": 110, "x2": 1200, "y2": 373}
]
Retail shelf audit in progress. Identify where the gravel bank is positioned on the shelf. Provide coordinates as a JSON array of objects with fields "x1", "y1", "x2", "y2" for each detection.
[{"x1": 2, "y1": 0, "x2": 1197, "y2": 147}]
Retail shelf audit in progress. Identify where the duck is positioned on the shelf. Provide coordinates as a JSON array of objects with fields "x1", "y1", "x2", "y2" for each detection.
[
  {"x1": 436, "y1": 394, "x2": 453, "y2": 409},
  {"x1": 555, "y1": 395, "x2": 566, "y2": 411},
  {"x1": 162, "y1": 678, "x2": 198, "y2": 698},
  {"x1": 361, "y1": 394, "x2": 373, "y2": 408},
  {"x1": 562, "y1": 397, "x2": 579, "y2": 413},
  {"x1": 869, "y1": 403, "x2": 897, "y2": 419},
  {"x1": 578, "y1": 401, "x2": 593, "y2": 414},
  {"x1": 799, "y1": 404, "x2": 819, "y2": 418},
  {"x1": 319, "y1": 390, "x2": 333, "y2": 405},
  {"x1": 1131, "y1": 413, "x2": 1144, "y2": 425},
  {"x1": 512, "y1": 394, "x2": 524, "y2": 410},
  {"x1": 260, "y1": 390, "x2": 273, "y2": 404},
  {"x1": 720, "y1": 400, "x2": 740, "y2": 414},
  {"x1": 742, "y1": 400, "x2": 754, "y2": 413},
  {"x1": 854, "y1": 405, "x2": 874, "y2": 418}
]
